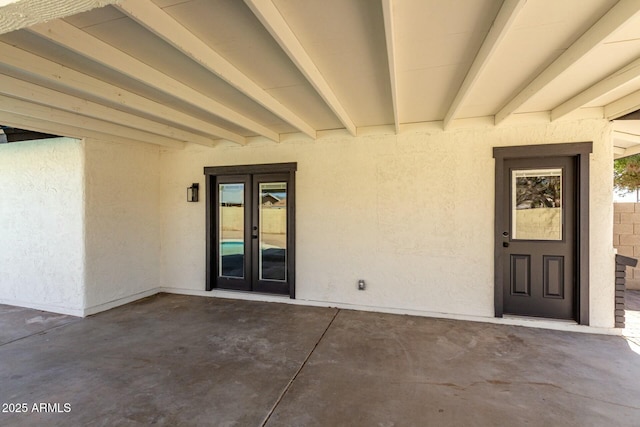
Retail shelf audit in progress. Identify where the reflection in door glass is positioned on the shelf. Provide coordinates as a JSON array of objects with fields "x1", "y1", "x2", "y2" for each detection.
[
  {"x1": 259, "y1": 182, "x2": 287, "y2": 281},
  {"x1": 512, "y1": 169, "x2": 562, "y2": 240},
  {"x1": 219, "y1": 183, "x2": 244, "y2": 278}
]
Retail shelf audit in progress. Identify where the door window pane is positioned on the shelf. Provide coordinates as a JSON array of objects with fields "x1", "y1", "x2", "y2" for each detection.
[
  {"x1": 512, "y1": 169, "x2": 562, "y2": 240},
  {"x1": 219, "y1": 183, "x2": 244, "y2": 278},
  {"x1": 259, "y1": 182, "x2": 287, "y2": 281}
]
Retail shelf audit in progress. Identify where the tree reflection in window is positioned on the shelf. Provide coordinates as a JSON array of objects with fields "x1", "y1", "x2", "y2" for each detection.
[{"x1": 515, "y1": 175, "x2": 561, "y2": 209}]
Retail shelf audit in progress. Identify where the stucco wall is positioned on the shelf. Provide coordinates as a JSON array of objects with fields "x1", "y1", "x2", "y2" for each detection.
[
  {"x1": 0, "y1": 137, "x2": 85, "y2": 315},
  {"x1": 159, "y1": 118, "x2": 615, "y2": 328},
  {"x1": 83, "y1": 139, "x2": 161, "y2": 313}
]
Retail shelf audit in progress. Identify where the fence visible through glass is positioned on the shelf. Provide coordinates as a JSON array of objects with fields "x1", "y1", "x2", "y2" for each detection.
[
  {"x1": 512, "y1": 169, "x2": 562, "y2": 241},
  {"x1": 259, "y1": 182, "x2": 287, "y2": 281},
  {"x1": 219, "y1": 183, "x2": 245, "y2": 278}
]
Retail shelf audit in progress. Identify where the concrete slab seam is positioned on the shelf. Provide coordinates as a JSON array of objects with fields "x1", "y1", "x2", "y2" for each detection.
[
  {"x1": 0, "y1": 318, "x2": 82, "y2": 348},
  {"x1": 260, "y1": 308, "x2": 341, "y2": 427}
]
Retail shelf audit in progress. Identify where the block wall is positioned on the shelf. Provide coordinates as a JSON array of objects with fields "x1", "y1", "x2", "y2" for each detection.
[{"x1": 613, "y1": 203, "x2": 640, "y2": 290}]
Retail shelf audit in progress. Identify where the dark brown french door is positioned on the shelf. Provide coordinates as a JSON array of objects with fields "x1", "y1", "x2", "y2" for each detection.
[{"x1": 205, "y1": 164, "x2": 296, "y2": 297}]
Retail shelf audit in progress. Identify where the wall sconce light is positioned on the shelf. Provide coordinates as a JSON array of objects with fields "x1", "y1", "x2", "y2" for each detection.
[{"x1": 187, "y1": 183, "x2": 199, "y2": 202}]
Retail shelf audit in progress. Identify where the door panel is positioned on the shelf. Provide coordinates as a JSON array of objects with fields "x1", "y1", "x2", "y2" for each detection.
[
  {"x1": 510, "y1": 255, "x2": 530, "y2": 296},
  {"x1": 253, "y1": 173, "x2": 290, "y2": 294},
  {"x1": 502, "y1": 156, "x2": 576, "y2": 320},
  {"x1": 216, "y1": 175, "x2": 251, "y2": 291},
  {"x1": 543, "y1": 256, "x2": 564, "y2": 298}
]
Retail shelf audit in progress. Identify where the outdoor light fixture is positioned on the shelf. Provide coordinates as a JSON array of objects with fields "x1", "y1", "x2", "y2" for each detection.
[{"x1": 187, "y1": 183, "x2": 199, "y2": 202}]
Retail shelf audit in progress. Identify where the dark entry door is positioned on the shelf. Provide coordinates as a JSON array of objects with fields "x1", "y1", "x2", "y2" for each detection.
[
  {"x1": 214, "y1": 173, "x2": 291, "y2": 295},
  {"x1": 501, "y1": 156, "x2": 576, "y2": 320}
]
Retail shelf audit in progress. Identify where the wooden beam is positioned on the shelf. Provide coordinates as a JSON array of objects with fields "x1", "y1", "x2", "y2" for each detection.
[
  {"x1": 0, "y1": 111, "x2": 94, "y2": 141},
  {"x1": 0, "y1": 0, "x2": 118, "y2": 35},
  {"x1": 613, "y1": 146, "x2": 627, "y2": 157},
  {"x1": 116, "y1": 0, "x2": 316, "y2": 139},
  {"x1": 614, "y1": 143, "x2": 640, "y2": 159},
  {"x1": 605, "y1": 89, "x2": 640, "y2": 120},
  {"x1": 552, "y1": 56, "x2": 640, "y2": 120},
  {"x1": 381, "y1": 0, "x2": 399, "y2": 133},
  {"x1": 28, "y1": 20, "x2": 280, "y2": 142},
  {"x1": 0, "y1": 73, "x2": 219, "y2": 147},
  {"x1": 495, "y1": 0, "x2": 640, "y2": 125},
  {"x1": 0, "y1": 41, "x2": 246, "y2": 145},
  {"x1": 613, "y1": 130, "x2": 640, "y2": 144},
  {"x1": 244, "y1": 0, "x2": 357, "y2": 136},
  {"x1": 0, "y1": 110, "x2": 163, "y2": 146},
  {"x1": 0, "y1": 94, "x2": 185, "y2": 149},
  {"x1": 444, "y1": 0, "x2": 526, "y2": 129}
]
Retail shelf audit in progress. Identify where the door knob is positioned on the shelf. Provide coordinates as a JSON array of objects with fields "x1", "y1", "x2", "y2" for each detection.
[
  {"x1": 503, "y1": 242, "x2": 509, "y2": 248},
  {"x1": 502, "y1": 231, "x2": 509, "y2": 237}
]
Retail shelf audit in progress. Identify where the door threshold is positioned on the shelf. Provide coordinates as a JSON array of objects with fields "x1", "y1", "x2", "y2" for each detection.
[{"x1": 502, "y1": 314, "x2": 577, "y2": 324}]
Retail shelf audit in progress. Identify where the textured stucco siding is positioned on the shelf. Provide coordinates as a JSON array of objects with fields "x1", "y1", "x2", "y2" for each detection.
[
  {"x1": 0, "y1": 137, "x2": 85, "y2": 314},
  {"x1": 83, "y1": 139, "x2": 161, "y2": 312},
  {"x1": 0, "y1": 118, "x2": 616, "y2": 327},
  {"x1": 160, "y1": 118, "x2": 615, "y2": 328}
]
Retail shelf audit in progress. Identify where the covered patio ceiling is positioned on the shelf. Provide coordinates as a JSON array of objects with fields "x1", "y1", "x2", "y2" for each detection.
[{"x1": 0, "y1": 0, "x2": 640, "y2": 150}]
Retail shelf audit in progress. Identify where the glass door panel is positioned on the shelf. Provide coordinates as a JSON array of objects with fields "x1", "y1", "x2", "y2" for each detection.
[
  {"x1": 219, "y1": 183, "x2": 245, "y2": 278},
  {"x1": 258, "y1": 182, "x2": 287, "y2": 281},
  {"x1": 511, "y1": 168, "x2": 563, "y2": 241}
]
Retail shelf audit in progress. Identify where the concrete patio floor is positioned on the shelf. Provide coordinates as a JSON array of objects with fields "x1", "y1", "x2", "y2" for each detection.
[{"x1": 1, "y1": 293, "x2": 639, "y2": 426}]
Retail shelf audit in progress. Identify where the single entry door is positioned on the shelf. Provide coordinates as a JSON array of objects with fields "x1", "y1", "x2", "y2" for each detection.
[
  {"x1": 500, "y1": 156, "x2": 576, "y2": 320},
  {"x1": 213, "y1": 172, "x2": 292, "y2": 295}
]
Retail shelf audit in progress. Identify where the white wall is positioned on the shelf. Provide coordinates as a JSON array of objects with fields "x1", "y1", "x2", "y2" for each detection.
[
  {"x1": 83, "y1": 139, "x2": 161, "y2": 313},
  {"x1": 0, "y1": 137, "x2": 85, "y2": 315},
  {"x1": 0, "y1": 118, "x2": 615, "y2": 328},
  {"x1": 160, "y1": 118, "x2": 615, "y2": 328}
]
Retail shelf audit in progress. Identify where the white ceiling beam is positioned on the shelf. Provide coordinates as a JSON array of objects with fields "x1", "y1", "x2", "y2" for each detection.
[
  {"x1": 0, "y1": 0, "x2": 118, "y2": 35},
  {"x1": 0, "y1": 94, "x2": 184, "y2": 149},
  {"x1": 28, "y1": 20, "x2": 280, "y2": 142},
  {"x1": 244, "y1": 0, "x2": 357, "y2": 136},
  {"x1": 613, "y1": 146, "x2": 627, "y2": 157},
  {"x1": 381, "y1": 0, "x2": 399, "y2": 133},
  {"x1": 553, "y1": 56, "x2": 640, "y2": 120},
  {"x1": 605, "y1": 89, "x2": 640, "y2": 120},
  {"x1": 495, "y1": 0, "x2": 640, "y2": 125},
  {"x1": 116, "y1": 0, "x2": 316, "y2": 140},
  {"x1": 0, "y1": 110, "x2": 170, "y2": 147},
  {"x1": 614, "y1": 130, "x2": 640, "y2": 143},
  {"x1": 444, "y1": 0, "x2": 526, "y2": 130},
  {"x1": 614, "y1": 143, "x2": 640, "y2": 159},
  {"x1": 0, "y1": 73, "x2": 218, "y2": 147},
  {"x1": 0, "y1": 42, "x2": 246, "y2": 146}
]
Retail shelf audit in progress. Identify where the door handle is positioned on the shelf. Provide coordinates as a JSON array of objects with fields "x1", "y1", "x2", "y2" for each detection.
[{"x1": 503, "y1": 242, "x2": 509, "y2": 248}]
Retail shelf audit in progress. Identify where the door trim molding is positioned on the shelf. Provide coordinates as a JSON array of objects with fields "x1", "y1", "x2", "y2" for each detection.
[
  {"x1": 204, "y1": 163, "x2": 297, "y2": 298},
  {"x1": 493, "y1": 143, "x2": 592, "y2": 324}
]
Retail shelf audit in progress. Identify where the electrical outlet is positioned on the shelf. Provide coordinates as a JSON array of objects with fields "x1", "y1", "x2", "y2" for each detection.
[{"x1": 358, "y1": 279, "x2": 366, "y2": 290}]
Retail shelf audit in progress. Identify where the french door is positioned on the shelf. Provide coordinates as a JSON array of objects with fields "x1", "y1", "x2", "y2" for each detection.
[{"x1": 205, "y1": 164, "x2": 296, "y2": 297}]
